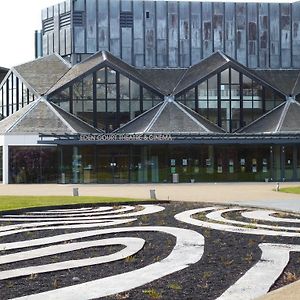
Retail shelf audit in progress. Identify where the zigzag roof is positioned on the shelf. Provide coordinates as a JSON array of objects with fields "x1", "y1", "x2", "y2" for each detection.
[
  {"x1": 115, "y1": 97, "x2": 224, "y2": 134},
  {"x1": 0, "y1": 98, "x2": 101, "y2": 135}
]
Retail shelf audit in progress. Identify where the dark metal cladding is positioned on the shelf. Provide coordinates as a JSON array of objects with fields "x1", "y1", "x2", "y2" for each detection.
[{"x1": 39, "y1": 0, "x2": 300, "y2": 69}]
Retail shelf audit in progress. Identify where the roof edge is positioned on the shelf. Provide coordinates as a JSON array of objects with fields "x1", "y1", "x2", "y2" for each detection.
[
  {"x1": 236, "y1": 101, "x2": 286, "y2": 133},
  {"x1": 49, "y1": 101, "x2": 104, "y2": 133},
  {"x1": 6, "y1": 100, "x2": 40, "y2": 133}
]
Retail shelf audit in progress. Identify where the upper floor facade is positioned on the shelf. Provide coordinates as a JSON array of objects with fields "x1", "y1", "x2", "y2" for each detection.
[{"x1": 37, "y1": 0, "x2": 300, "y2": 68}]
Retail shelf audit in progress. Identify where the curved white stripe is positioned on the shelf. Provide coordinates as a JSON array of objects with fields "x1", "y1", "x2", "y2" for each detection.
[
  {"x1": 217, "y1": 243, "x2": 300, "y2": 300},
  {"x1": 175, "y1": 208, "x2": 300, "y2": 237},
  {"x1": 0, "y1": 237, "x2": 144, "y2": 280},
  {"x1": 11, "y1": 226, "x2": 204, "y2": 300},
  {"x1": 0, "y1": 219, "x2": 137, "y2": 237},
  {"x1": 10, "y1": 206, "x2": 135, "y2": 218},
  {"x1": 28, "y1": 207, "x2": 113, "y2": 214},
  {"x1": 0, "y1": 205, "x2": 165, "y2": 222},
  {"x1": 242, "y1": 210, "x2": 300, "y2": 224},
  {"x1": 206, "y1": 208, "x2": 300, "y2": 232}
]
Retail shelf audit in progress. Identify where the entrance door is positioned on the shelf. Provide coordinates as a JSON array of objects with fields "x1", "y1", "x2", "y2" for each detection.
[
  {"x1": 110, "y1": 154, "x2": 129, "y2": 183},
  {"x1": 97, "y1": 146, "x2": 129, "y2": 183},
  {"x1": 284, "y1": 146, "x2": 295, "y2": 181}
]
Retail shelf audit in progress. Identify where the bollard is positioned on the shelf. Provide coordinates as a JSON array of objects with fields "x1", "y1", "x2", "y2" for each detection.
[
  {"x1": 150, "y1": 189, "x2": 156, "y2": 200},
  {"x1": 276, "y1": 182, "x2": 280, "y2": 192},
  {"x1": 73, "y1": 187, "x2": 79, "y2": 196}
]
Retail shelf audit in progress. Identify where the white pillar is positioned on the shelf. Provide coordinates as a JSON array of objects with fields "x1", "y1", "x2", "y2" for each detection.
[{"x1": 2, "y1": 145, "x2": 9, "y2": 184}]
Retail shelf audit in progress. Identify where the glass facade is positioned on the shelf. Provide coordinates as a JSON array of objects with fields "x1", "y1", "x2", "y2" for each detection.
[
  {"x1": 53, "y1": 144, "x2": 300, "y2": 184},
  {"x1": 176, "y1": 67, "x2": 285, "y2": 132},
  {"x1": 49, "y1": 67, "x2": 163, "y2": 132},
  {"x1": 9, "y1": 147, "x2": 58, "y2": 183},
  {"x1": 0, "y1": 73, "x2": 36, "y2": 118}
]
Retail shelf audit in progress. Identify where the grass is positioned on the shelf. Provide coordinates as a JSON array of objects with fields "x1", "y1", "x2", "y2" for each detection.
[
  {"x1": 279, "y1": 186, "x2": 300, "y2": 194},
  {"x1": 0, "y1": 195, "x2": 146, "y2": 212}
]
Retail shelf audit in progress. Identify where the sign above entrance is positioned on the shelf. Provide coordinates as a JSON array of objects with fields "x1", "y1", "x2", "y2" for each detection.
[{"x1": 79, "y1": 133, "x2": 173, "y2": 142}]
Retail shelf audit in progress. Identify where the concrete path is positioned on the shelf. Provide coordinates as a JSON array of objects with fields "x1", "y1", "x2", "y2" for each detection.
[{"x1": 1, "y1": 182, "x2": 300, "y2": 212}]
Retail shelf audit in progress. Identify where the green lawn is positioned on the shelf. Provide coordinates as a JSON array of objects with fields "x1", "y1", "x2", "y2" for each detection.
[
  {"x1": 279, "y1": 186, "x2": 300, "y2": 194},
  {"x1": 0, "y1": 196, "x2": 146, "y2": 212}
]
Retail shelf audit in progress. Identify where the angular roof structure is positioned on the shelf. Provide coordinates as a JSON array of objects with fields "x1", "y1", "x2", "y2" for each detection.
[
  {"x1": 0, "y1": 98, "x2": 101, "y2": 135},
  {"x1": 137, "y1": 68, "x2": 187, "y2": 95},
  {"x1": 172, "y1": 51, "x2": 230, "y2": 95},
  {"x1": 253, "y1": 69, "x2": 300, "y2": 97},
  {"x1": 115, "y1": 97, "x2": 224, "y2": 134},
  {"x1": 47, "y1": 51, "x2": 162, "y2": 97},
  {"x1": 3, "y1": 50, "x2": 294, "y2": 102},
  {"x1": 238, "y1": 99, "x2": 300, "y2": 134},
  {"x1": 12, "y1": 54, "x2": 71, "y2": 96}
]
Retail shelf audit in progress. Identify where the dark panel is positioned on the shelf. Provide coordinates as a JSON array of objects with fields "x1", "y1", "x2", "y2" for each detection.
[
  {"x1": 190, "y1": 2, "x2": 201, "y2": 64},
  {"x1": 156, "y1": 1, "x2": 168, "y2": 67},
  {"x1": 145, "y1": 1, "x2": 156, "y2": 67},
  {"x1": 247, "y1": 3, "x2": 258, "y2": 68},
  {"x1": 179, "y1": 1, "x2": 190, "y2": 67},
  {"x1": 236, "y1": 3, "x2": 247, "y2": 65},
  {"x1": 292, "y1": 2, "x2": 300, "y2": 67},
  {"x1": 224, "y1": 3, "x2": 236, "y2": 59},
  {"x1": 202, "y1": 2, "x2": 213, "y2": 58},
  {"x1": 168, "y1": 1, "x2": 179, "y2": 66},
  {"x1": 97, "y1": 0, "x2": 109, "y2": 52},
  {"x1": 109, "y1": 0, "x2": 120, "y2": 57},
  {"x1": 213, "y1": 2, "x2": 224, "y2": 52},
  {"x1": 133, "y1": 0, "x2": 144, "y2": 66},
  {"x1": 86, "y1": 0, "x2": 97, "y2": 53},
  {"x1": 281, "y1": 3, "x2": 291, "y2": 68}
]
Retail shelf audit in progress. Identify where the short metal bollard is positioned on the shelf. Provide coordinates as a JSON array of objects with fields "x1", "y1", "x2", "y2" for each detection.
[
  {"x1": 150, "y1": 189, "x2": 156, "y2": 200},
  {"x1": 73, "y1": 187, "x2": 79, "y2": 196},
  {"x1": 276, "y1": 182, "x2": 280, "y2": 192}
]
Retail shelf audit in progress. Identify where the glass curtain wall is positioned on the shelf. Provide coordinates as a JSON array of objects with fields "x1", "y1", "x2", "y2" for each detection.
[
  {"x1": 0, "y1": 73, "x2": 36, "y2": 118},
  {"x1": 176, "y1": 67, "x2": 285, "y2": 132},
  {"x1": 9, "y1": 147, "x2": 58, "y2": 183},
  {"x1": 57, "y1": 143, "x2": 297, "y2": 184},
  {"x1": 49, "y1": 67, "x2": 163, "y2": 132}
]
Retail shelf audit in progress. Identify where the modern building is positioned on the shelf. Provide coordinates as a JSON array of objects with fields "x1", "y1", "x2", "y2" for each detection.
[{"x1": 0, "y1": 0, "x2": 300, "y2": 184}]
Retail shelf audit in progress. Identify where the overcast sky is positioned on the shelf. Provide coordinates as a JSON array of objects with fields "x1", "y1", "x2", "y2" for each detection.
[{"x1": 0, "y1": 0, "x2": 297, "y2": 68}]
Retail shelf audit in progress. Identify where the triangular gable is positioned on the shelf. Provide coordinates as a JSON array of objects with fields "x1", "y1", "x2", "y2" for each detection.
[
  {"x1": 47, "y1": 51, "x2": 164, "y2": 97},
  {"x1": 172, "y1": 51, "x2": 287, "y2": 98}
]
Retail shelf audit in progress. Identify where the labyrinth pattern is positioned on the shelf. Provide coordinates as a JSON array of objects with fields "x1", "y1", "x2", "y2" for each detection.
[{"x1": 0, "y1": 204, "x2": 300, "y2": 299}]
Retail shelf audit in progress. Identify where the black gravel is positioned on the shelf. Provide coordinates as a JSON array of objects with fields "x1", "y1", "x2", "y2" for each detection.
[{"x1": 0, "y1": 202, "x2": 299, "y2": 300}]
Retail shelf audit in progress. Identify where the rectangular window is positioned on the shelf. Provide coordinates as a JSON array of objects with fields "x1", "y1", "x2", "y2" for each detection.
[{"x1": 120, "y1": 11, "x2": 133, "y2": 28}]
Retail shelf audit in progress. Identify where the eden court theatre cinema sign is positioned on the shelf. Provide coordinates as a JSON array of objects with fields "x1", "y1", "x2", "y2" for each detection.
[{"x1": 79, "y1": 133, "x2": 173, "y2": 142}]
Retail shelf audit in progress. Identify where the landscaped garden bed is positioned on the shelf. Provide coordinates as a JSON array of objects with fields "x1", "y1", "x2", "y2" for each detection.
[{"x1": 0, "y1": 201, "x2": 299, "y2": 299}]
